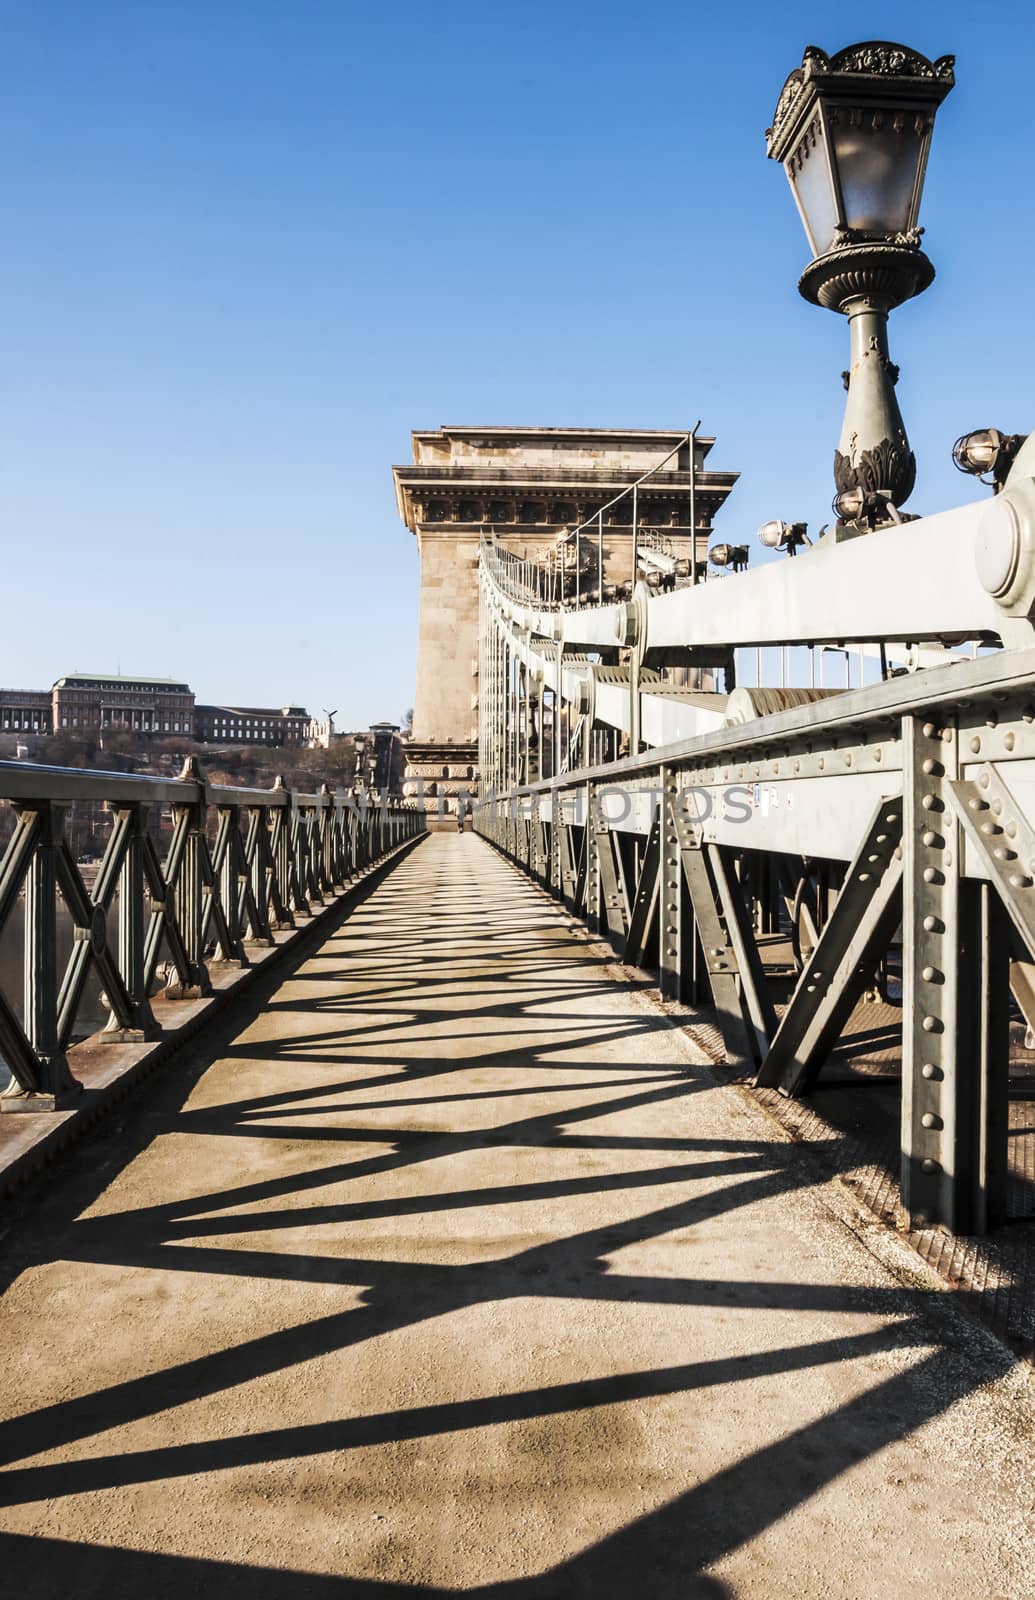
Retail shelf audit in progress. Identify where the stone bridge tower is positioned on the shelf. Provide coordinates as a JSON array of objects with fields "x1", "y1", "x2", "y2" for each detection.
[{"x1": 393, "y1": 426, "x2": 738, "y2": 814}]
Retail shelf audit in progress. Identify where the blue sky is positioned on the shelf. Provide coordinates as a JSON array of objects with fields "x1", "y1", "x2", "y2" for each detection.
[{"x1": 1, "y1": 0, "x2": 1032, "y2": 726}]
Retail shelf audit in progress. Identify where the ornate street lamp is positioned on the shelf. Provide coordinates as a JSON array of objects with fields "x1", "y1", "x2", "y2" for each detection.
[{"x1": 766, "y1": 42, "x2": 954, "y2": 527}]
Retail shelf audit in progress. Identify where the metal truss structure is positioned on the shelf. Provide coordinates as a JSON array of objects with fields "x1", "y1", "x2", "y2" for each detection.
[
  {"x1": 475, "y1": 432, "x2": 1035, "y2": 1234},
  {"x1": 0, "y1": 759, "x2": 424, "y2": 1111}
]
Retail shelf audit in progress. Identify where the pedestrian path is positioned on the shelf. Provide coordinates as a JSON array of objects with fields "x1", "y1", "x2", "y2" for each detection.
[{"x1": 0, "y1": 833, "x2": 1030, "y2": 1597}]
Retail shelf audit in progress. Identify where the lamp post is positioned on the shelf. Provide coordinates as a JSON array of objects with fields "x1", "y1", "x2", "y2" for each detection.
[{"x1": 767, "y1": 42, "x2": 954, "y2": 528}]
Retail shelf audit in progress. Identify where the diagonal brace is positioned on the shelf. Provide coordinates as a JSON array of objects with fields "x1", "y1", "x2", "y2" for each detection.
[
  {"x1": 755, "y1": 797, "x2": 904, "y2": 1094},
  {"x1": 669, "y1": 799, "x2": 755, "y2": 1067},
  {"x1": 624, "y1": 817, "x2": 660, "y2": 969},
  {"x1": 949, "y1": 765, "x2": 1035, "y2": 959}
]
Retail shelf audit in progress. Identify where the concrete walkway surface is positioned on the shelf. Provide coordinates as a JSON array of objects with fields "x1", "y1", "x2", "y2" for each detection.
[{"x1": 0, "y1": 832, "x2": 1031, "y2": 1597}]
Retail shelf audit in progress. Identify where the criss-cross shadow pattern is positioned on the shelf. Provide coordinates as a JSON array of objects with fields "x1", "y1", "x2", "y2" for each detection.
[{"x1": 0, "y1": 834, "x2": 1029, "y2": 1598}]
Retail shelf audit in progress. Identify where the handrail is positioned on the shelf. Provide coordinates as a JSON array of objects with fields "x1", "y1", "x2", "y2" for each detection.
[{"x1": 0, "y1": 757, "x2": 398, "y2": 811}]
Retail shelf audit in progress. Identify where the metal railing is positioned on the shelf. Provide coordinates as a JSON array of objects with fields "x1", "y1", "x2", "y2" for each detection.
[
  {"x1": 0, "y1": 757, "x2": 425, "y2": 1109},
  {"x1": 474, "y1": 435, "x2": 1035, "y2": 1238},
  {"x1": 474, "y1": 646, "x2": 1035, "y2": 1236}
]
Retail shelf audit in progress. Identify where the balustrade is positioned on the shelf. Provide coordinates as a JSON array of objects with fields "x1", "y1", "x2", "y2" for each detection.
[{"x1": 0, "y1": 757, "x2": 424, "y2": 1110}]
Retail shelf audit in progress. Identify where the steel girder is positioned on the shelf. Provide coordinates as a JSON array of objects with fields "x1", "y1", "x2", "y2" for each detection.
[
  {"x1": 482, "y1": 489, "x2": 1035, "y2": 663},
  {"x1": 477, "y1": 654, "x2": 1035, "y2": 1235},
  {"x1": 475, "y1": 493, "x2": 1035, "y2": 1235},
  {"x1": 755, "y1": 798, "x2": 904, "y2": 1096}
]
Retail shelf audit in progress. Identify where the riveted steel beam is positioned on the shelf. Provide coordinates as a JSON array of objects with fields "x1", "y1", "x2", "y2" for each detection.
[
  {"x1": 594, "y1": 816, "x2": 627, "y2": 942},
  {"x1": 755, "y1": 797, "x2": 903, "y2": 1095},
  {"x1": 950, "y1": 764, "x2": 1035, "y2": 956},
  {"x1": 474, "y1": 521, "x2": 1035, "y2": 1236},
  {"x1": 559, "y1": 821, "x2": 577, "y2": 903},
  {"x1": 668, "y1": 801, "x2": 755, "y2": 1067},
  {"x1": 585, "y1": 785, "x2": 601, "y2": 934},
  {"x1": 902, "y1": 714, "x2": 961, "y2": 1229},
  {"x1": 901, "y1": 717, "x2": 1012, "y2": 1232},
  {"x1": 658, "y1": 768, "x2": 682, "y2": 1002},
  {"x1": 708, "y1": 844, "x2": 777, "y2": 1061},
  {"x1": 624, "y1": 816, "x2": 661, "y2": 969}
]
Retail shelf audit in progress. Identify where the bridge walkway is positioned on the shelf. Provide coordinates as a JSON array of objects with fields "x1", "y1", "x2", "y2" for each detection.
[{"x1": 0, "y1": 833, "x2": 1030, "y2": 1597}]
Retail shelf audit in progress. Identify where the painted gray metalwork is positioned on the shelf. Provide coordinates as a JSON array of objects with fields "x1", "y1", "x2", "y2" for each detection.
[
  {"x1": 0, "y1": 759, "x2": 424, "y2": 1110},
  {"x1": 473, "y1": 343, "x2": 1035, "y2": 1240},
  {"x1": 475, "y1": 643, "x2": 1035, "y2": 1234}
]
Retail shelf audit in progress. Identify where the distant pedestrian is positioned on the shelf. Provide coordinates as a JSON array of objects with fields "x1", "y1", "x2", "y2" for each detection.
[{"x1": 456, "y1": 800, "x2": 466, "y2": 834}]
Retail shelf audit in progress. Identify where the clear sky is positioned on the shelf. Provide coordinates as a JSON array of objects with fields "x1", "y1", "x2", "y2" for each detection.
[{"x1": 1, "y1": 0, "x2": 1032, "y2": 727}]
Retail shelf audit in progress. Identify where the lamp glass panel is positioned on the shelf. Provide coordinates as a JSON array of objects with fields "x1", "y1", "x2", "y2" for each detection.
[
  {"x1": 830, "y1": 108, "x2": 926, "y2": 235},
  {"x1": 786, "y1": 116, "x2": 838, "y2": 256}
]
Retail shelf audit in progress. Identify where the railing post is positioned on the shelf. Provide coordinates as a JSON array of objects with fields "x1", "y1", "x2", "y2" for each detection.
[
  {"x1": 371, "y1": 793, "x2": 379, "y2": 861},
  {"x1": 341, "y1": 789, "x2": 352, "y2": 878},
  {"x1": 316, "y1": 787, "x2": 330, "y2": 891},
  {"x1": 2, "y1": 802, "x2": 81, "y2": 1109},
  {"x1": 267, "y1": 779, "x2": 291, "y2": 924},
  {"x1": 213, "y1": 804, "x2": 247, "y2": 968},
  {"x1": 550, "y1": 788, "x2": 561, "y2": 896},
  {"x1": 325, "y1": 787, "x2": 344, "y2": 888},
  {"x1": 358, "y1": 796, "x2": 370, "y2": 869},
  {"x1": 901, "y1": 712, "x2": 1008, "y2": 1232},
  {"x1": 167, "y1": 784, "x2": 212, "y2": 999},
  {"x1": 306, "y1": 801, "x2": 319, "y2": 897},
  {"x1": 585, "y1": 782, "x2": 600, "y2": 933},
  {"x1": 341, "y1": 796, "x2": 351, "y2": 873},
  {"x1": 109, "y1": 803, "x2": 160, "y2": 1037},
  {"x1": 289, "y1": 794, "x2": 311, "y2": 915},
  {"x1": 345, "y1": 796, "x2": 357, "y2": 877},
  {"x1": 244, "y1": 805, "x2": 276, "y2": 944},
  {"x1": 658, "y1": 766, "x2": 682, "y2": 1001}
]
